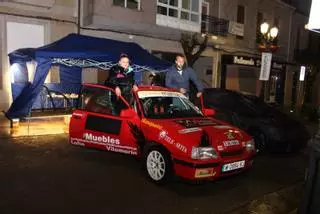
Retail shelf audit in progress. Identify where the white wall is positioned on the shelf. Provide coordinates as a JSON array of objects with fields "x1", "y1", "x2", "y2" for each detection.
[
  {"x1": 6, "y1": 22, "x2": 45, "y2": 54},
  {"x1": 0, "y1": 17, "x2": 48, "y2": 111},
  {"x1": 81, "y1": 29, "x2": 183, "y2": 53}
]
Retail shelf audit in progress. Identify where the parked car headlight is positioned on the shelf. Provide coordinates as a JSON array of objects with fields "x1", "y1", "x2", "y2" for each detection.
[
  {"x1": 191, "y1": 147, "x2": 217, "y2": 160},
  {"x1": 245, "y1": 139, "x2": 255, "y2": 151}
]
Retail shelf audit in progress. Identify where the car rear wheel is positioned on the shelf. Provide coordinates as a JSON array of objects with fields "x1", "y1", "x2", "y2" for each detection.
[{"x1": 144, "y1": 146, "x2": 172, "y2": 184}]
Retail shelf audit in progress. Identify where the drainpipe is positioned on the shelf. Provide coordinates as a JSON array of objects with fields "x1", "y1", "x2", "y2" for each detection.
[
  {"x1": 287, "y1": 10, "x2": 293, "y2": 63},
  {"x1": 211, "y1": 0, "x2": 221, "y2": 88},
  {"x1": 218, "y1": 0, "x2": 221, "y2": 19},
  {"x1": 77, "y1": 0, "x2": 81, "y2": 34}
]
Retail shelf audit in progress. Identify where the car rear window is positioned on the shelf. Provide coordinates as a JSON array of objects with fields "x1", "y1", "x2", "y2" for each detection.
[{"x1": 78, "y1": 86, "x2": 128, "y2": 116}]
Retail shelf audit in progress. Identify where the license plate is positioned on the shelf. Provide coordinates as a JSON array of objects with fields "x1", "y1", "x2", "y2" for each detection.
[
  {"x1": 222, "y1": 160, "x2": 245, "y2": 172},
  {"x1": 223, "y1": 140, "x2": 240, "y2": 147}
]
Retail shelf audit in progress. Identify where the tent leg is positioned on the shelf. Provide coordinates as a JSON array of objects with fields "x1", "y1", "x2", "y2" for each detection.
[
  {"x1": 27, "y1": 111, "x2": 31, "y2": 136},
  {"x1": 10, "y1": 118, "x2": 20, "y2": 128}
]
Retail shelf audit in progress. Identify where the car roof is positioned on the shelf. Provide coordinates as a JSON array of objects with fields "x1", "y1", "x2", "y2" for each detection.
[
  {"x1": 82, "y1": 83, "x2": 178, "y2": 93},
  {"x1": 204, "y1": 88, "x2": 256, "y2": 97},
  {"x1": 203, "y1": 88, "x2": 237, "y2": 95}
]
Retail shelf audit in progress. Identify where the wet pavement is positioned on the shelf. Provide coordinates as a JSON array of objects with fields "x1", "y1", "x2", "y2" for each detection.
[{"x1": 0, "y1": 134, "x2": 311, "y2": 214}]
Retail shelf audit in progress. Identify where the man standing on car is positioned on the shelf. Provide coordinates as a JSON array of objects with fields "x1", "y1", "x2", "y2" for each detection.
[
  {"x1": 165, "y1": 54, "x2": 203, "y2": 99},
  {"x1": 105, "y1": 54, "x2": 139, "y2": 103}
]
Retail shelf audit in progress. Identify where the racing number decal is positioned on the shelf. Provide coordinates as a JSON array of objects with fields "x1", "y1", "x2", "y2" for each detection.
[{"x1": 85, "y1": 115, "x2": 122, "y2": 134}]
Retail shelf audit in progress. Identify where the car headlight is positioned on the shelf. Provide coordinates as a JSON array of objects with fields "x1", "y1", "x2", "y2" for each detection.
[
  {"x1": 245, "y1": 139, "x2": 255, "y2": 151},
  {"x1": 191, "y1": 147, "x2": 217, "y2": 160}
]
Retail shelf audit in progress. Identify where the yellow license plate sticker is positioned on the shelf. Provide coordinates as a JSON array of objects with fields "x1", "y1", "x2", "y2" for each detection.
[{"x1": 195, "y1": 168, "x2": 216, "y2": 178}]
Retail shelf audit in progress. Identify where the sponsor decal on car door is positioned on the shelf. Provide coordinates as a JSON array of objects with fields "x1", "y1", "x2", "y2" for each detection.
[{"x1": 69, "y1": 85, "x2": 138, "y2": 155}]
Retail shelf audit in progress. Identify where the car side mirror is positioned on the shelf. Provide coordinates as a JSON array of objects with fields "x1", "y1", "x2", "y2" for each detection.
[
  {"x1": 120, "y1": 108, "x2": 137, "y2": 118},
  {"x1": 203, "y1": 108, "x2": 215, "y2": 117}
]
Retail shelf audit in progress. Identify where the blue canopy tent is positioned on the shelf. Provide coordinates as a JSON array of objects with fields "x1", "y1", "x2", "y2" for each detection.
[{"x1": 6, "y1": 33, "x2": 172, "y2": 119}]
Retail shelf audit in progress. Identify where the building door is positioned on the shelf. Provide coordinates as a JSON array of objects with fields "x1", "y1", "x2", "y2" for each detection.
[
  {"x1": 4, "y1": 22, "x2": 45, "y2": 109},
  {"x1": 268, "y1": 70, "x2": 285, "y2": 105},
  {"x1": 7, "y1": 22, "x2": 45, "y2": 83}
]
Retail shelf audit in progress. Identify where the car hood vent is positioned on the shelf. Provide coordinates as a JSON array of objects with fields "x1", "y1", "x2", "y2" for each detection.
[
  {"x1": 175, "y1": 119, "x2": 218, "y2": 128},
  {"x1": 200, "y1": 130, "x2": 211, "y2": 147}
]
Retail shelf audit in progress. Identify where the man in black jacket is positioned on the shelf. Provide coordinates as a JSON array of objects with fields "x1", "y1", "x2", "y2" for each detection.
[{"x1": 105, "y1": 54, "x2": 138, "y2": 102}]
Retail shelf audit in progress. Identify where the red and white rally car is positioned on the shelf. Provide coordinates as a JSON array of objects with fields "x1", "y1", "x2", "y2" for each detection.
[{"x1": 69, "y1": 84, "x2": 256, "y2": 184}]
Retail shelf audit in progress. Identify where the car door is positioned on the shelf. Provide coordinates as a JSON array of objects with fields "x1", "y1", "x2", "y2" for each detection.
[{"x1": 69, "y1": 84, "x2": 139, "y2": 156}]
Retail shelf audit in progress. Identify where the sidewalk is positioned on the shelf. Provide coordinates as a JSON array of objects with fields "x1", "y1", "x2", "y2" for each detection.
[{"x1": 0, "y1": 112, "x2": 70, "y2": 138}]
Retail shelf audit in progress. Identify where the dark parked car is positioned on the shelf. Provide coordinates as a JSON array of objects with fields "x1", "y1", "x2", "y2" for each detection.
[{"x1": 196, "y1": 88, "x2": 310, "y2": 153}]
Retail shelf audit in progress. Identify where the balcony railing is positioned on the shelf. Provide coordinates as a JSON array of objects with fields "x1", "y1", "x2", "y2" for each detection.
[
  {"x1": 201, "y1": 15, "x2": 229, "y2": 36},
  {"x1": 281, "y1": 0, "x2": 293, "y2": 5}
]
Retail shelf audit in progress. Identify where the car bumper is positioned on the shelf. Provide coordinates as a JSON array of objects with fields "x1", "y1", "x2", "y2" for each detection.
[{"x1": 172, "y1": 153, "x2": 256, "y2": 181}]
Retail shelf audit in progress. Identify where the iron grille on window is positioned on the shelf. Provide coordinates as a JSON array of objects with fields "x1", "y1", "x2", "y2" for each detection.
[{"x1": 201, "y1": 15, "x2": 229, "y2": 36}]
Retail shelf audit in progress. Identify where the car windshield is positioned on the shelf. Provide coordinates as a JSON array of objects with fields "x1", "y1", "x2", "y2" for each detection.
[{"x1": 137, "y1": 91, "x2": 203, "y2": 119}]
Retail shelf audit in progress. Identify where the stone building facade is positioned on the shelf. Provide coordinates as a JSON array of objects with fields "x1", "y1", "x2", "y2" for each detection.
[{"x1": 0, "y1": 0, "x2": 315, "y2": 110}]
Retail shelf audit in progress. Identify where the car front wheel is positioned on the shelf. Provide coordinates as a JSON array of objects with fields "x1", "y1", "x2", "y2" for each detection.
[
  {"x1": 252, "y1": 131, "x2": 267, "y2": 153},
  {"x1": 144, "y1": 146, "x2": 172, "y2": 184}
]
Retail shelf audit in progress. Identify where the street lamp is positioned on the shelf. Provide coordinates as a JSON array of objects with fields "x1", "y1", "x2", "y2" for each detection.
[
  {"x1": 270, "y1": 27, "x2": 279, "y2": 38},
  {"x1": 260, "y1": 22, "x2": 269, "y2": 34},
  {"x1": 257, "y1": 22, "x2": 280, "y2": 102},
  {"x1": 258, "y1": 23, "x2": 279, "y2": 51}
]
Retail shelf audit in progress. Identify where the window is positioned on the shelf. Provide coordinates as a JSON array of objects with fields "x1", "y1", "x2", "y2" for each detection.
[
  {"x1": 139, "y1": 95, "x2": 202, "y2": 119},
  {"x1": 256, "y1": 12, "x2": 263, "y2": 41},
  {"x1": 10, "y1": 63, "x2": 28, "y2": 83},
  {"x1": 235, "y1": 102, "x2": 256, "y2": 117},
  {"x1": 213, "y1": 109, "x2": 234, "y2": 125},
  {"x1": 203, "y1": 90, "x2": 235, "y2": 109},
  {"x1": 157, "y1": 0, "x2": 201, "y2": 23},
  {"x1": 98, "y1": 69, "x2": 109, "y2": 84},
  {"x1": 113, "y1": 0, "x2": 140, "y2": 10},
  {"x1": 26, "y1": 60, "x2": 37, "y2": 83},
  {"x1": 236, "y1": 5, "x2": 245, "y2": 39},
  {"x1": 80, "y1": 86, "x2": 128, "y2": 116},
  {"x1": 237, "y1": 5, "x2": 245, "y2": 24},
  {"x1": 10, "y1": 60, "x2": 38, "y2": 84},
  {"x1": 45, "y1": 66, "x2": 60, "y2": 84},
  {"x1": 82, "y1": 68, "x2": 98, "y2": 83},
  {"x1": 201, "y1": 1, "x2": 209, "y2": 32}
]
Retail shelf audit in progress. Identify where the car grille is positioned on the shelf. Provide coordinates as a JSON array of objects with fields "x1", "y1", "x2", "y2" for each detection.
[{"x1": 220, "y1": 149, "x2": 245, "y2": 158}]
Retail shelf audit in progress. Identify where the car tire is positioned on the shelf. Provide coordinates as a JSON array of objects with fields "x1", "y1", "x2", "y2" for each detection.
[
  {"x1": 143, "y1": 145, "x2": 173, "y2": 185},
  {"x1": 252, "y1": 131, "x2": 267, "y2": 153}
]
